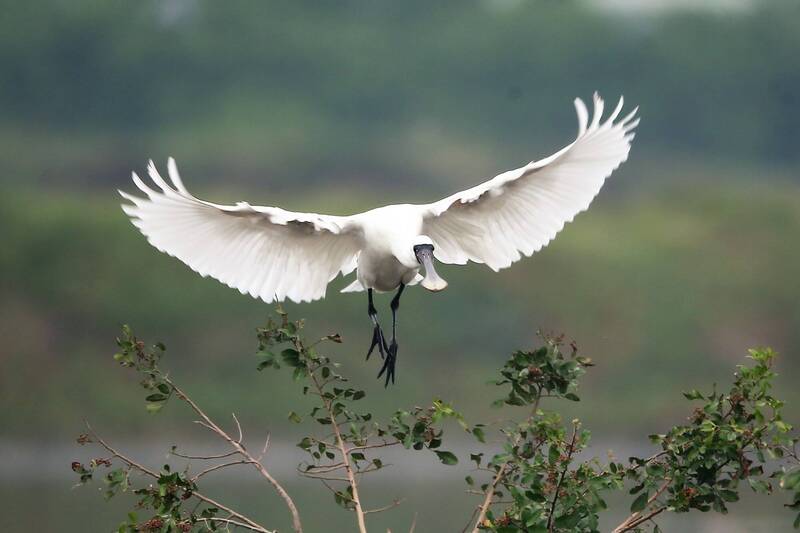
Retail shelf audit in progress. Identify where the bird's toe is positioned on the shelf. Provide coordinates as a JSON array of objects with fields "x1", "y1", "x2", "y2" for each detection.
[
  {"x1": 378, "y1": 341, "x2": 398, "y2": 386},
  {"x1": 367, "y1": 325, "x2": 388, "y2": 360}
]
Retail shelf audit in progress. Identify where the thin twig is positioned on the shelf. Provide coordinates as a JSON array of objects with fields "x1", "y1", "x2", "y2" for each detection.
[
  {"x1": 84, "y1": 422, "x2": 268, "y2": 532},
  {"x1": 409, "y1": 512, "x2": 418, "y2": 533},
  {"x1": 471, "y1": 394, "x2": 542, "y2": 532},
  {"x1": 348, "y1": 440, "x2": 401, "y2": 453},
  {"x1": 192, "y1": 460, "x2": 255, "y2": 482},
  {"x1": 257, "y1": 433, "x2": 272, "y2": 462},
  {"x1": 300, "y1": 462, "x2": 346, "y2": 474},
  {"x1": 355, "y1": 463, "x2": 391, "y2": 475},
  {"x1": 85, "y1": 422, "x2": 158, "y2": 478},
  {"x1": 171, "y1": 449, "x2": 239, "y2": 461},
  {"x1": 196, "y1": 517, "x2": 274, "y2": 532},
  {"x1": 194, "y1": 420, "x2": 217, "y2": 433},
  {"x1": 363, "y1": 498, "x2": 405, "y2": 515},
  {"x1": 166, "y1": 378, "x2": 303, "y2": 533},
  {"x1": 232, "y1": 413, "x2": 244, "y2": 444},
  {"x1": 299, "y1": 472, "x2": 350, "y2": 481},
  {"x1": 612, "y1": 479, "x2": 671, "y2": 533},
  {"x1": 614, "y1": 506, "x2": 667, "y2": 532},
  {"x1": 462, "y1": 506, "x2": 480, "y2": 533},
  {"x1": 309, "y1": 371, "x2": 368, "y2": 533},
  {"x1": 546, "y1": 424, "x2": 579, "y2": 533}
]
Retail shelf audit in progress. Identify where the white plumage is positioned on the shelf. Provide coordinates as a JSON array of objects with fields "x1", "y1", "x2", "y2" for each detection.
[{"x1": 121, "y1": 93, "x2": 638, "y2": 305}]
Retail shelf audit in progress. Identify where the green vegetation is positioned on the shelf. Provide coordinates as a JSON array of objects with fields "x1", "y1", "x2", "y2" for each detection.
[
  {"x1": 73, "y1": 309, "x2": 799, "y2": 531},
  {"x1": 1, "y1": 1, "x2": 799, "y2": 184}
]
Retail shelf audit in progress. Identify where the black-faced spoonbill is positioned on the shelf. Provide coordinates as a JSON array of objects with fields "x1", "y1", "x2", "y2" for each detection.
[{"x1": 120, "y1": 93, "x2": 638, "y2": 385}]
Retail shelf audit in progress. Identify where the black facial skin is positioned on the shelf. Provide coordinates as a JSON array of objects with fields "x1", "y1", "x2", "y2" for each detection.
[{"x1": 413, "y1": 243, "x2": 434, "y2": 262}]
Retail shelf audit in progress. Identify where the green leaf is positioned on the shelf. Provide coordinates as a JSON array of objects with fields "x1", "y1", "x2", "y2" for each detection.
[
  {"x1": 554, "y1": 512, "x2": 581, "y2": 529},
  {"x1": 281, "y1": 348, "x2": 301, "y2": 367},
  {"x1": 782, "y1": 469, "x2": 800, "y2": 491},
  {"x1": 630, "y1": 491, "x2": 649, "y2": 512},
  {"x1": 434, "y1": 451, "x2": 458, "y2": 466},
  {"x1": 472, "y1": 426, "x2": 486, "y2": 443},
  {"x1": 351, "y1": 452, "x2": 365, "y2": 461},
  {"x1": 287, "y1": 411, "x2": 302, "y2": 424},
  {"x1": 683, "y1": 389, "x2": 704, "y2": 400},
  {"x1": 548, "y1": 445, "x2": 560, "y2": 465},
  {"x1": 145, "y1": 402, "x2": 163, "y2": 413}
]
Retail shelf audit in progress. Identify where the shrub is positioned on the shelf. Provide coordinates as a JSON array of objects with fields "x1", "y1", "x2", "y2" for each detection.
[{"x1": 73, "y1": 308, "x2": 800, "y2": 532}]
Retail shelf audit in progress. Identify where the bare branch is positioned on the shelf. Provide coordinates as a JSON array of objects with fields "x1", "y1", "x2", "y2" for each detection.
[
  {"x1": 299, "y1": 472, "x2": 350, "y2": 482},
  {"x1": 84, "y1": 422, "x2": 269, "y2": 532},
  {"x1": 192, "y1": 492, "x2": 268, "y2": 531},
  {"x1": 257, "y1": 433, "x2": 271, "y2": 462},
  {"x1": 232, "y1": 412, "x2": 243, "y2": 444},
  {"x1": 409, "y1": 512, "x2": 418, "y2": 533},
  {"x1": 472, "y1": 394, "x2": 543, "y2": 532},
  {"x1": 192, "y1": 460, "x2": 256, "y2": 482},
  {"x1": 308, "y1": 371, "x2": 368, "y2": 533},
  {"x1": 355, "y1": 463, "x2": 391, "y2": 475},
  {"x1": 546, "y1": 424, "x2": 580, "y2": 533},
  {"x1": 196, "y1": 516, "x2": 274, "y2": 532},
  {"x1": 612, "y1": 479, "x2": 671, "y2": 533},
  {"x1": 166, "y1": 378, "x2": 303, "y2": 533},
  {"x1": 171, "y1": 448, "x2": 239, "y2": 461},
  {"x1": 363, "y1": 498, "x2": 405, "y2": 515},
  {"x1": 194, "y1": 420, "x2": 217, "y2": 434},
  {"x1": 348, "y1": 440, "x2": 401, "y2": 453},
  {"x1": 84, "y1": 422, "x2": 158, "y2": 479},
  {"x1": 300, "y1": 462, "x2": 346, "y2": 474}
]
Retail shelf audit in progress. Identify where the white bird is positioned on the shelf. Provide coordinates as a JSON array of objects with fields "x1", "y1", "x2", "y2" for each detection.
[{"x1": 120, "y1": 93, "x2": 638, "y2": 385}]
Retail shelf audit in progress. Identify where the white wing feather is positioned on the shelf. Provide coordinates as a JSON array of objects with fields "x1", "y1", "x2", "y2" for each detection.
[
  {"x1": 120, "y1": 159, "x2": 362, "y2": 303},
  {"x1": 421, "y1": 93, "x2": 638, "y2": 271}
]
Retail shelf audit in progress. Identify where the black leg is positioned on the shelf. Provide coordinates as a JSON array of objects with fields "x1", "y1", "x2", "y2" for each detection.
[
  {"x1": 366, "y1": 289, "x2": 388, "y2": 361},
  {"x1": 378, "y1": 283, "x2": 404, "y2": 386}
]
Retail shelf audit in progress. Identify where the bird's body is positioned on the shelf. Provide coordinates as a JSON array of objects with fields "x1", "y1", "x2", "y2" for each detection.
[
  {"x1": 345, "y1": 204, "x2": 436, "y2": 293},
  {"x1": 120, "y1": 94, "x2": 639, "y2": 384}
]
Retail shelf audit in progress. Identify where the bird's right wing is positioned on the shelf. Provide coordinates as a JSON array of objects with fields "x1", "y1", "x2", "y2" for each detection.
[{"x1": 120, "y1": 159, "x2": 362, "y2": 303}]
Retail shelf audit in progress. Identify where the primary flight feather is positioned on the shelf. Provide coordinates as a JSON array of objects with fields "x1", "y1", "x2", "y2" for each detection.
[{"x1": 121, "y1": 93, "x2": 639, "y2": 384}]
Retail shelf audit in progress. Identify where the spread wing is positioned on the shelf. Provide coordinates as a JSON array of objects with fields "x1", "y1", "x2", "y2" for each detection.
[
  {"x1": 420, "y1": 93, "x2": 639, "y2": 271},
  {"x1": 120, "y1": 159, "x2": 362, "y2": 303}
]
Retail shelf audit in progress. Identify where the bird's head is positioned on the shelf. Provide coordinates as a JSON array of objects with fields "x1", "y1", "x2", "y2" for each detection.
[{"x1": 411, "y1": 236, "x2": 448, "y2": 292}]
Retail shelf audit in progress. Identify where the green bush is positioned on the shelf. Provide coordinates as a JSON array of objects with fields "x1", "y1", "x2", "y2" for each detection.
[{"x1": 73, "y1": 309, "x2": 799, "y2": 532}]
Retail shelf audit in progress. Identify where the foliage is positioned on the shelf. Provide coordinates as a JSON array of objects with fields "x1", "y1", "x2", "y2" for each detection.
[
  {"x1": 255, "y1": 307, "x2": 468, "y2": 518},
  {"x1": 471, "y1": 342, "x2": 800, "y2": 532},
  {"x1": 3, "y1": 0, "x2": 800, "y2": 186},
  {"x1": 73, "y1": 310, "x2": 799, "y2": 532}
]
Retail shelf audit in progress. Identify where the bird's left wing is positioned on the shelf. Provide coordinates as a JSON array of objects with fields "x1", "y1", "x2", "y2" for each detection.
[
  {"x1": 419, "y1": 94, "x2": 638, "y2": 271},
  {"x1": 120, "y1": 159, "x2": 362, "y2": 303}
]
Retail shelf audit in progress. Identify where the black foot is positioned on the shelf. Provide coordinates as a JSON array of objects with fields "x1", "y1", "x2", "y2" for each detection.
[
  {"x1": 377, "y1": 340, "x2": 398, "y2": 386},
  {"x1": 367, "y1": 324, "x2": 388, "y2": 361}
]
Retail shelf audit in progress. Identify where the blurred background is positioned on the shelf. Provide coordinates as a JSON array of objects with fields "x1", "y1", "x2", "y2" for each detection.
[{"x1": 2, "y1": 0, "x2": 799, "y2": 531}]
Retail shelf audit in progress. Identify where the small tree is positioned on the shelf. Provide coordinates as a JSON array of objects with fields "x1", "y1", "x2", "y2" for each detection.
[{"x1": 73, "y1": 309, "x2": 800, "y2": 532}]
